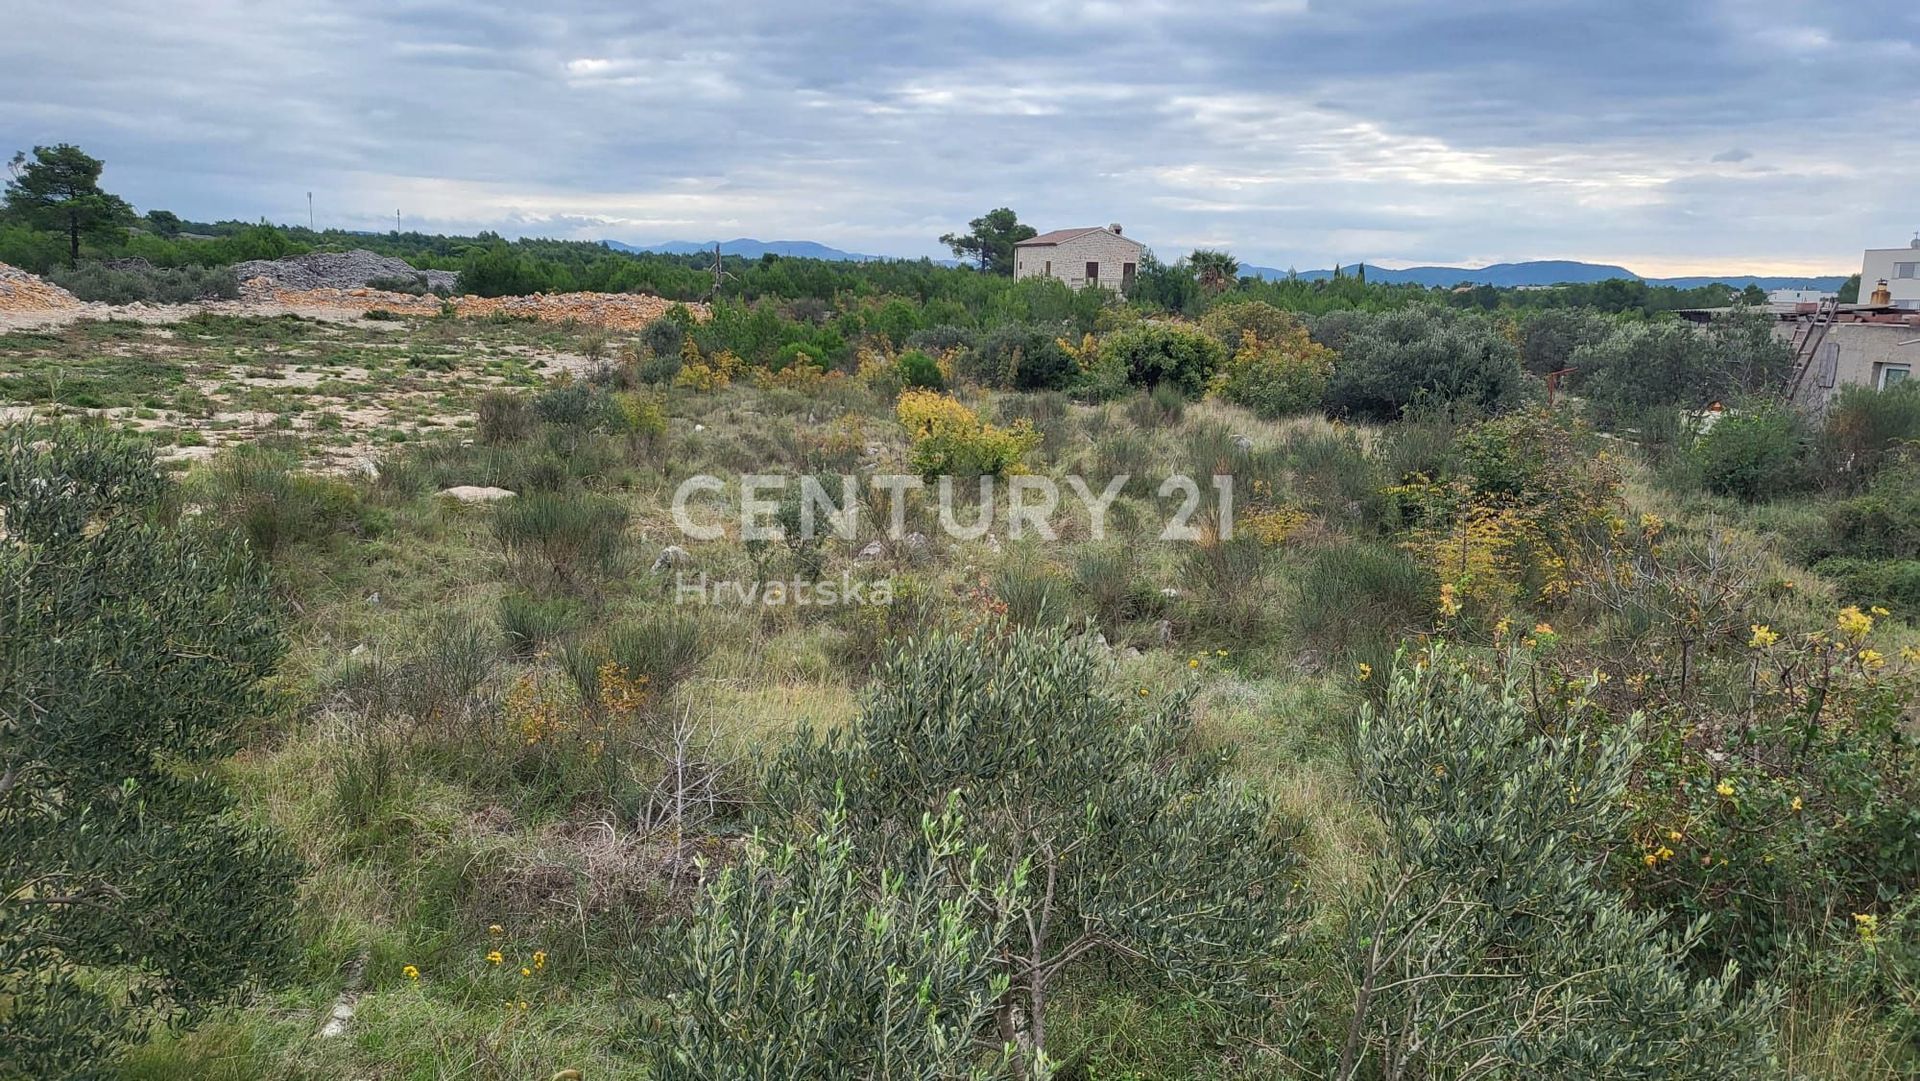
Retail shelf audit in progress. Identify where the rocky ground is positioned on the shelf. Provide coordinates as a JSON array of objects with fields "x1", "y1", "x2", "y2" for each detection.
[{"x1": 0, "y1": 256, "x2": 701, "y2": 333}]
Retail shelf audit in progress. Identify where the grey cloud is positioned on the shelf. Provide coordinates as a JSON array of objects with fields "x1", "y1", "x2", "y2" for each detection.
[{"x1": 1, "y1": 0, "x2": 1915, "y2": 273}]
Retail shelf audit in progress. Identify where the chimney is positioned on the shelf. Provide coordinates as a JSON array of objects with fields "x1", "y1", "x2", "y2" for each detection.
[
  {"x1": 1108, "y1": 223, "x2": 1123, "y2": 235},
  {"x1": 1871, "y1": 279, "x2": 1893, "y2": 306}
]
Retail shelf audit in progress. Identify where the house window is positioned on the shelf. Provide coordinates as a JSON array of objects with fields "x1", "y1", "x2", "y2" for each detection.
[
  {"x1": 1122, "y1": 261, "x2": 1137, "y2": 288},
  {"x1": 1895, "y1": 262, "x2": 1918, "y2": 279},
  {"x1": 1085, "y1": 261, "x2": 1099, "y2": 284},
  {"x1": 1879, "y1": 364, "x2": 1912, "y2": 390},
  {"x1": 1044, "y1": 260, "x2": 1051, "y2": 276}
]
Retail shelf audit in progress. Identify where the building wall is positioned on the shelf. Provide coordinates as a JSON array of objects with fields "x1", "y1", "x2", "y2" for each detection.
[
  {"x1": 1861, "y1": 245, "x2": 1920, "y2": 309},
  {"x1": 1013, "y1": 229, "x2": 1146, "y2": 291},
  {"x1": 1775, "y1": 320, "x2": 1920, "y2": 411}
]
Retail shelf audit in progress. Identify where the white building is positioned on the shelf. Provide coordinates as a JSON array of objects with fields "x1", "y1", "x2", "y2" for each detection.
[
  {"x1": 1013, "y1": 225, "x2": 1145, "y2": 292},
  {"x1": 1767, "y1": 287, "x2": 1835, "y2": 307},
  {"x1": 1861, "y1": 237, "x2": 1920, "y2": 310}
]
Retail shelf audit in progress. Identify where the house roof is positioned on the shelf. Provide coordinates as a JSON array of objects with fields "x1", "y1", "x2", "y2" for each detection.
[{"x1": 1015, "y1": 227, "x2": 1142, "y2": 248}]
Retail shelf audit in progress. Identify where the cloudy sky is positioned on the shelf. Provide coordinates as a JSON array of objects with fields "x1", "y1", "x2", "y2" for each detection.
[{"x1": 5, "y1": 0, "x2": 1916, "y2": 274}]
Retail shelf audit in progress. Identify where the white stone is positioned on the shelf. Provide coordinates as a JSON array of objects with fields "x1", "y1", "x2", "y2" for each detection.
[{"x1": 437, "y1": 485, "x2": 516, "y2": 503}]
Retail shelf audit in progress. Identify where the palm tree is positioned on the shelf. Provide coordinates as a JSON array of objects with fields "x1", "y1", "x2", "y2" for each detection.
[{"x1": 1188, "y1": 249, "x2": 1240, "y2": 293}]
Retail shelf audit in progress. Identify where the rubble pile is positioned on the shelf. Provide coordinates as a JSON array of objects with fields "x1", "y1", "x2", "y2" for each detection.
[
  {"x1": 0, "y1": 262, "x2": 83, "y2": 313},
  {"x1": 255, "y1": 283, "x2": 699, "y2": 329},
  {"x1": 231, "y1": 250, "x2": 459, "y2": 294}
]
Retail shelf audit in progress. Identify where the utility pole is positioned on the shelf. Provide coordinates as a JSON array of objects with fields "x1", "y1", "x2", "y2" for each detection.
[
  {"x1": 395, "y1": 209, "x2": 401, "y2": 235},
  {"x1": 307, "y1": 191, "x2": 314, "y2": 231}
]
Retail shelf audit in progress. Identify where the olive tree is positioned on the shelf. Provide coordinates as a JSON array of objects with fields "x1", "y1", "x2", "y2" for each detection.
[
  {"x1": 1321, "y1": 649, "x2": 1777, "y2": 1079},
  {"x1": 656, "y1": 799, "x2": 1023, "y2": 1081},
  {"x1": 763, "y1": 627, "x2": 1305, "y2": 1075},
  {"x1": 0, "y1": 425, "x2": 296, "y2": 1078}
]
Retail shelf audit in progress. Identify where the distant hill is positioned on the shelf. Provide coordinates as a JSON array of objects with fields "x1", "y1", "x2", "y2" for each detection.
[
  {"x1": 1241, "y1": 259, "x2": 1848, "y2": 291},
  {"x1": 601, "y1": 240, "x2": 1846, "y2": 291},
  {"x1": 605, "y1": 238, "x2": 892, "y2": 262}
]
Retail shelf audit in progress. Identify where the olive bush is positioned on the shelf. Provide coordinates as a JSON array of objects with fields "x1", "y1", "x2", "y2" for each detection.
[
  {"x1": 657, "y1": 800, "x2": 1021, "y2": 1080},
  {"x1": 0, "y1": 425, "x2": 296, "y2": 1079},
  {"x1": 764, "y1": 626, "x2": 1305, "y2": 1073},
  {"x1": 1314, "y1": 649, "x2": 1777, "y2": 1078}
]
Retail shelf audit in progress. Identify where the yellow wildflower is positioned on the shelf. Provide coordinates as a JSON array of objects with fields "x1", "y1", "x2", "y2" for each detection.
[
  {"x1": 1837, "y1": 605, "x2": 1874, "y2": 641},
  {"x1": 1860, "y1": 649, "x2": 1886, "y2": 670},
  {"x1": 1137, "y1": 687, "x2": 1149, "y2": 697},
  {"x1": 1437, "y1": 583, "x2": 1462, "y2": 618},
  {"x1": 1855, "y1": 913, "x2": 1879, "y2": 943},
  {"x1": 488, "y1": 924, "x2": 504, "y2": 937},
  {"x1": 1902, "y1": 646, "x2": 1920, "y2": 664},
  {"x1": 1188, "y1": 658, "x2": 1200, "y2": 669},
  {"x1": 486, "y1": 950, "x2": 503, "y2": 965},
  {"x1": 1870, "y1": 606, "x2": 1890, "y2": 617},
  {"x1": 1654, "y1": 845, "x2": 1675, "y2": 862},
  {"x1": 1356, "y1": 663, "x2": 1373, "y2": 682},
  {"x1": 1215, "y1": 649, "x2": 1228, "y2": 657},
  {"x1": 532, "y1": 950, "x2": 547, "y2": 970},
  {"x1": 402, "y1": 964, "x2": 420, "y2": 981},
  {"x1": 1668, "y1": 830, "x2": 1683, "y2": 842},
  {"x1": 1534, "y1": 622, "x2": 1554, "y2": 636},
  {"x1": 1715, "y1": 780, "x2": 1736, "y2": 798},
  {"x1": 1493, "y1": 618, "x2": 1511, "y2": 640},
  {"x1": 1791, "y1": 795, "x2": 1803, "y2": 812},
  {"x1": 521, "y1": 967, "x2": 532, "y2": 977},
  {"x1": 1642, "y1": 853, "x2": 1658, "y2": 867},
  {"x1": 1748, "y1": 624, "x2": 1778, "y2": 648}
]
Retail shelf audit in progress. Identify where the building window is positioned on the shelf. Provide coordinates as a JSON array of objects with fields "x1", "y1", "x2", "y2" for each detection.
[
  {"x1": 1895, "y1": 262, "x2": 1918, "y2": 279},
  {"x1": 1122, "y1": 261, "x2": 1136, "y2": 288},
  {"x1": 1085, "y1": 261, "x2": 1099, "y2": 283},
  {"x1": 1880, "y1": 364, "x2": 1911, "y2": 390},
  {"x1": 1044, "y1": 260, "x2": 1051, "y2": 276}
]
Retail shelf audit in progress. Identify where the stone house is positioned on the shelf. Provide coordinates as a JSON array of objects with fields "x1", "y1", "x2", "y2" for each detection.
[{"x1": 1013, "y1": 225, "x2": 1146, "y2": 292}]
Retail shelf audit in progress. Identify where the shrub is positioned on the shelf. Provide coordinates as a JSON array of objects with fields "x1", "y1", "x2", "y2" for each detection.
[
  {"x1": 893, "y1": 348, "x2": 944, "y2": 390},
  {"x1": 48, "y1": 260, "x2": 240, "y2": 304},
  {"x1": 492, "y1": 490, "x2": 630, "y2": 588},
  {"x1": 896, "y1": 389, "x2": 1038, "y2": 478},
  {"x1": 1197, "y1": 299, "x2": 1299, "y2": 349},
  {"x1": 1572, "y1": 312, "x2": 1796, "y2": 430},
  {"x1": 599, "y1": 612, "x2": 707, "y2": 697},
  {"x1": 1312, "y1": 650, "x2": 1778, "y2": 1076},
  {"x1": 764, "y1": 626, "x2": 1305, "y2": 1074},
  {"x1": 1692, "y1": 402, "x2": 1813, "y2": 502},
  {"x1": 0, "y1": 424, "x2": 297, "y2": 1078},
  {"x1": 476, "y1": 389, "x2": 535, "y2": 444},
  {"x1": 655, "y1": 802, "x2": 1019, "y2": 1080},
  {"x1": 1211, "y1": 322, "x2": 1335, "y2": 420},
  {"x1": 532, "y1": 381, "x2": 608, "y2": 428},
  {"x1": 1095, "y1": 322, "x2": 1226, "y2": 397},
  {"x1": 1516, "y1": 307, "x2": 1616, "y2": 375},
  {"x1": 1812, "y1": 556, "x2": 1920, "y2": 614},
  {"x1": 1822, "y1": 450, "x2": 1920, "y2": 559},
  {"x1": 966, "y1": 323, "x2": 1077, "y2": 391},
  {"x1": 1823, "y1": 381, "x2": 1920, "y2": 486},
  {"x1": 1286, "y1": 541, "x2": 1433, "y2": 671},
  {"x1": 1321, "y1": 307, "x2": 1525, "y2": 421},
  {"x1": 499, "y1": 591, "x2": 583, "y2": 657}
]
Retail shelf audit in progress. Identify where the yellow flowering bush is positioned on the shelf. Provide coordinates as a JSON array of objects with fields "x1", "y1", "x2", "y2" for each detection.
[{"x1": 895, "y1": 389, "x2": 1038, "y2": 479}]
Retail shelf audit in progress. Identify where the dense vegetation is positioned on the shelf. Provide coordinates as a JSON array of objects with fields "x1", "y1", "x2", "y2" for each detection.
[{"x1": 4, "y1": 151, "x2": 1919, "y2": 1079}]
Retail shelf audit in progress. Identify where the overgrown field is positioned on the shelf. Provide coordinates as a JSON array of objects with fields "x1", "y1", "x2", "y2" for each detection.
[{"x1": 5, "y1": 294, "x2": 1919, "y2": 1080}]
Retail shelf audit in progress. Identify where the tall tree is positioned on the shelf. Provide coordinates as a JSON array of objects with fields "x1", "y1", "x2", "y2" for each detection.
[
  {"x1": 1188, "y1": 249, "x2": 1240, "y2": 292},
  {"x1": 4, "y1": 144, "x2": 135, "y2": 263},
  {"x1": 939, "y1": 208, "x2": 1036, "y2": 275}
]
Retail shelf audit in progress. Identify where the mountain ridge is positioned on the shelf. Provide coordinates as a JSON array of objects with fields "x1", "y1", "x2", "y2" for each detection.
[{"x1": 603, "y1": 239, "x2": 1847, "y2": 291}]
